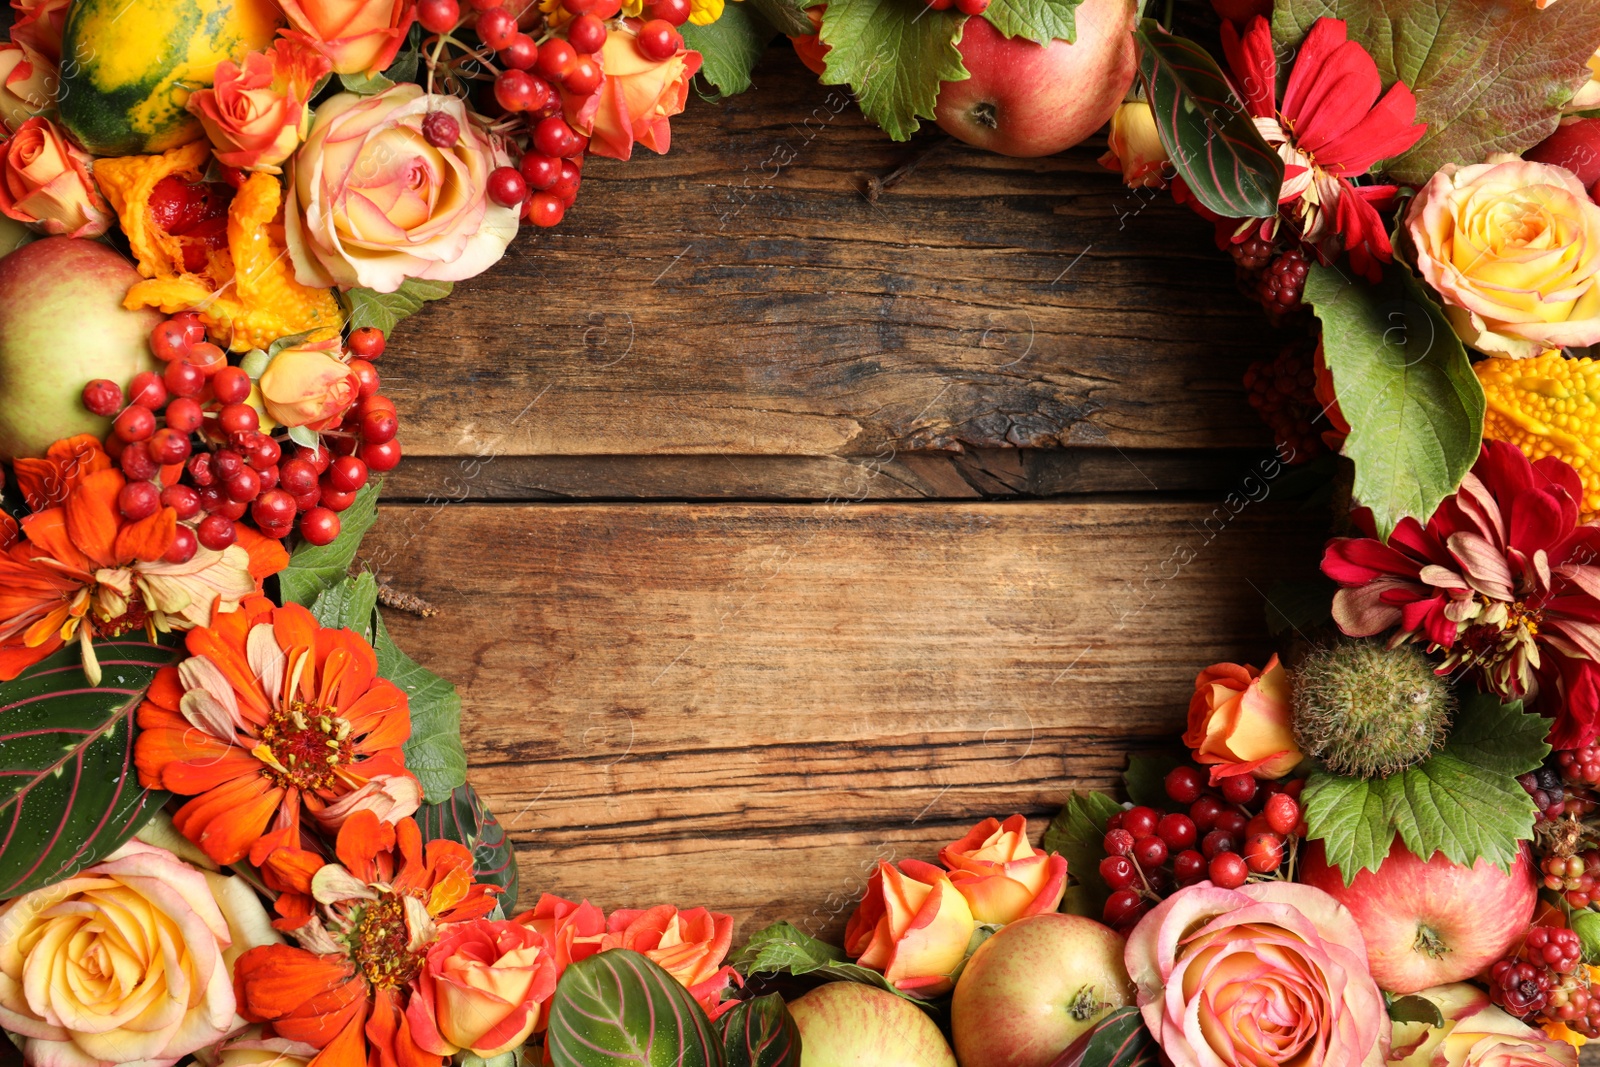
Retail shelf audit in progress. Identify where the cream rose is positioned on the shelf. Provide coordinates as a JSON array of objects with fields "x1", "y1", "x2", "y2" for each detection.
[
  {"x1": 1405, "y1": 157, "x2": 1600, "y2": 357},
  {"x1": 286, "y1": 85, "x2": 518, "y2": 293},
  {"x1": 0, "y1": 841, "x2": 278, "y2": 1067}
]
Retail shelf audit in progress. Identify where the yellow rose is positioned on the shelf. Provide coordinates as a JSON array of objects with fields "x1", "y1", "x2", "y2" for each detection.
[
  {"x1": 0, "y1": 39, "x2": 54, "y2": 132},
  {"x1": 0, "y1": 841, "x2": 277, "y2": 1067},
  {"x1": 1099, "y1": 100, "x2": 1169, "y2": 189},
  {"x1": 1406, "y1": 157, "x2": 1600, "y2": 358},
  {"x1": 257, "y1": 341, "x2": 358, "y2": 429},
  {"x1": 843, "y1": 860, "x2": 977, "y2": 997}
]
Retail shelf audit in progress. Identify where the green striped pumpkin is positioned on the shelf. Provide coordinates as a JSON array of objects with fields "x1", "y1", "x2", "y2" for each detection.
[{"x1": 58, "y1": 0, "x2": 282, "y2": 157}]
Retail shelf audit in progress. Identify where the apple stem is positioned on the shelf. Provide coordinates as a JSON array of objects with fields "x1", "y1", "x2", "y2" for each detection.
[
  {"x1": 1413, "y1": 924, "x2": 1450, "y2": 960},
  {"x1": 864, "y1": 137, "x2": 954, "y2": 203}
]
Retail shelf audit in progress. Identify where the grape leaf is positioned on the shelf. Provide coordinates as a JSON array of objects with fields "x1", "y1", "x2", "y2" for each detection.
[
  {"x1": 374, "y1": 610, "x2": 468, "y2": 803},
  {"x1": 817, "y1": 0, "x2": 968, "y2": 141},
  {"x1": 1042, "y1": 791, "x2": 1124, "y2": 918},
  {"x1": 1303, "y1": 261, "x2": 1483, "y2": 540},
  {"x1": 345, "y1": 279, "x2": 454, "y2": 336},
  {"x1": 1272, "y1": 0, "x2": 1600, "y2": 185},
  {"x1": 276, "y1": 481, "x2": 382, "y2": 606},
  {"x1": 983, "y1": 0, "x2": 1084, "y2": 43},
  {"x1": 730, "y1": 921, "x2": 922, "y2": 1003},
  {"x1": 683, "y1": 4, "x2": 775, "y2": 98},
  {"x1": 746, "y1": 0, "x2": 814, "y2": 35},
  {"x1": 1122, "y1": 752, "x2": 1185, "y2": 808},
  {"x1": 1302, "y1": 695, "x2": 1547, "y2": 883}
]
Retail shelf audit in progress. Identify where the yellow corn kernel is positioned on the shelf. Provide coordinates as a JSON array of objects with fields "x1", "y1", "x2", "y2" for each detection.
[{"x1": 1477, "y1": 351, "x2": 1600, "y2": 521}]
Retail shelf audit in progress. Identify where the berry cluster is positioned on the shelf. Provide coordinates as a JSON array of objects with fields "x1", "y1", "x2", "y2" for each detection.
[
  {"x1": 1489, "y1": 926, "x2": 1600, "y2": 1036},
  {"x1": 1558, "y1": 746, "x2": 1600, "y2": 788},
  {"x1": 1540, "y1": 851, "x2": 1600, "y2": 906},
  {"x1": 1257, "y1": 247, "x2": 1311, "y2": 314},
  {"x1": 1521, "y1": 766, "x2": 1572, "y2": 823},
  {"x1": 81, "y1": 319, "x2": 400, "y2": 554},
  {"x1": 1243, "y1": 339, "x2": 1326, "y2": 464},
  {"x1": 1097, "y1": 765, "x2": 1305, "y2": 931}
]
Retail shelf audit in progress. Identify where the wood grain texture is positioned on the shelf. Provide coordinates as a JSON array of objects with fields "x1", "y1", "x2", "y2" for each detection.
[
  {"x1": 379, "y1": 47, "x2": 1286, "y2": 460},
  {"x1": 366, "y1": 497, "x2": 1324, "y2": 935}
]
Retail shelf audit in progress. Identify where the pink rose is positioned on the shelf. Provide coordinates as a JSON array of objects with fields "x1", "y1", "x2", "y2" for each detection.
[
  {"x1": 1126, "y1": 881, "x2": 1388, "y2": 1067},
  {"x1": 844, "y1": 859, "x2": 977, "y2": 997},
  {"x1": 565, "y1": 22, "x2": 701, "y2": 161},
  {"x1": 0, "y1": 39, "x2": 54, "y2": 132},
  {"x1": 0, "y1": 116, "x2": 111, "y2": 237},
  {"x1": 937, "y1": 815, "x2": 1067, "y2": 925},
  {"x1": 406, "y1": 919, "x2": 556, "y2": 1058},
  {"x1": 187, "y1": 40, "x2": 330, "y2": 172},
  {"x1": 278, "y1": 0, "x2": 416, "y2": 77}
]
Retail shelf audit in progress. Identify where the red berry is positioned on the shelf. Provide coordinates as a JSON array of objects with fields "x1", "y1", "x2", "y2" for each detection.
[
  {"x1": 171, "y1": 312, "x2": 206, "y2": 346},
  {"x1": 1189, "y1": 795, "x2": 1225, "y2": 832},
  {"x1": 1264, "y1": 792, "x2": 1302, "y2": 836},
  {"x1": 252, "y1": 488, "x2": 297, "y2": 529},
  {"x1": 495, "y1": 69, "x2": 539, "y2": 112},
  {"x1": 535, "y1": 38, "x2": 576, "y2": 81},
  {"x1": 525, "y1": 192, "x2": 565, "y2": 228},
  {"x1": 488, "y1": 166, "x2": 529, "y2": 208},
  {"x1": 327, "y1": 455, "x2": 369, "y2": 493},
  {"x1": 279, "y1": 457, "x2": 319, "y2": 496},
  {"x1": 1213, "y1": 810, "x2": 1248, "y2": 837},
  {"x1": 128, "y1": 371, "x2": 167, "y2": 410},
  {"x1": 120, "y1": 441, "x2": 157, "y2": 481},
  {"x1": 186, "y1": 342, "x2": 227, "y2": 376},
  {"x1": 567, "y1": 13, "x2": 606, "y2": 52},
  {"x1": 348, "y1": 327, "x2": 386, "y2": 360},
  {"x1": 417, "y1": 0, "x2": 460, "y2": 33},
  {"x1": 218, "y1": 403, "x2": 259, "y2": 435},
  {"x1": 475, "y1": 6, "x2": 517, "y2": 49},
  {"x1": 319, "y1": 484, "x2": 358, "y2": 511},
  {"x1": 243, "y1": 433, "x2": 281, "y2": 470},
  {"x1": 113, "y1": 405, "x2": 156, "y2": 442},
  {"x1": 360, "y1": 438, "x2": 402, "y2": 472},
  {"x1": 213, "y1": 497, "x2": 249, "y2": 521},
  {"x1": 1121, "y1": 806, "x2": 1158, "y2": 839},
  {"x1": 1173, "y1": 849, "x2": 1207, "y2": 885},
  {"x1": 533, "y1": 115, "x2": 580, "y2": 158},
  {"x1": 161, "y1": 484, "x2": 201, "y2": 519},
  {"x1": 164, "y1": 360, "x2": 206, "y2": 398},
  {"x1": 520, "y1": 152, "x2": 560, "y2": 190},
  {"x1": 646, "y1": 0, "x2": 689, "y2": 22},
  {"x1": 1103, "y1": 828, "x2": 1135, "y2": 857},
  {"x1": 1132, "y1": 835, "x2": 1168, "y2": 869},
  {"x1": 298, "y1": 506, "x2": 341, "y2": 546},
  {"x1": 213, "y1": 449, "x2": 244, "y2": 481},
  {"x1": 358, "y1": 407, "x2": 399, "y2": 443},
  {"x1": 1209, "y1": 852, "x2": 1249, "y2": 889},
  {"x1": 1220, "y1": 774, "x2": 1258, "y2": 805},
  {"x1": 188, "y1": 452, "x2": 216, "y2": 487},
  {"x1": 1156, "y1": 813, "x2": 1197, "y2": 851},
  {"x1": 1201, "y1": 830, "x2": 1236, "y2": 859},
  {"x1": 500, "y1": 32, "x2": 539, "y2": 70},
  {"x1": 1165, "y1": 766, "x2": 1204, "y2": 805},
  {"x1": 1102, "y1": 889, "x2": 1146, "y2": 928},
  {"x1": 197, "y1": 514, "x2": 237, "y2": 551},
  {"x1": 563, "y1": 55, "x2": 602, "y2": 94},
  {"x1": 420, "y1": 110, "x2": 460, "y2": 148},
  {"x1": 1098, "y1": 855, "x2": 1137, "y2": 890},
  {"x1": 1243, "y1": 832, "x2": 1285, "y2": 873},
  {"x1": 954, "y1": 0, "x2": 989, "y2": 11},
  {"x1": 148, "y1": 427, "x2": 191, "y2": 465},
  {"x1": 349, "y1": 358, "x2": 380, "y2": 399},
  {"x1": 212, "y1": 366, "x2": 252, "y2": 405},
  {"x1": 550, "y1": 158, "x2": 582, "y2": 201},
  {"x1": 83, "y1": 379, "x2": 123, "y2": 416},
  {"x1": 162, "y1": 524, "x2": 197, "y2": 564},
  {"x1": 225, "y1": 467, "x2": 261, "y2": 502},
  {"x1": 299, "y1": 444, "x2": 332, "y2": 473},
  {"x1": 118, "y1": 480, "x2": 160, "y2": 521},
  {"x1": 635, "y1": 19, "x2": 679, "y2": 61},
  {"x1": 150, "y1": 320, "x2": 192, "y2": 362}
]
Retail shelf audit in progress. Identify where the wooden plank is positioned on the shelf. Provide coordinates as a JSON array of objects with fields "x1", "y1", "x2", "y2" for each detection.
[
  {"x1": 379, "y1": 47, "x2": 1281, "y2": 460},
  {"x1": 365, "y1": 497, "x2": 1323, "y2": 935}
]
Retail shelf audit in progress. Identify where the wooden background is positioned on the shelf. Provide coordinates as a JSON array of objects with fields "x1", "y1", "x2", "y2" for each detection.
[{"x1": 365, "y1": 46, "x2": 1324, "y2": 941}]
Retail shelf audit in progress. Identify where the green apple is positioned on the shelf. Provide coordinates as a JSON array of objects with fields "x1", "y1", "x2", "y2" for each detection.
[
  {"x1": 787, "y1": 983, "x2": 956, "y2": 1067},
  {"x1": 950, "y1": 913, "x2": 1135, "y2": 1067},
  {"x1": 0, "y1": 236, "x2": 163, "y2": 461}
]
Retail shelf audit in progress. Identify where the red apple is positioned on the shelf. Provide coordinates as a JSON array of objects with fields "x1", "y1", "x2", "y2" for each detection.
[
  {"x1": 787, "y1": 982, "x2": 956, "y2": 1066},
  {"x1": 1299, "y1": 839, "x2": 1537, "y2": 995},
  {"x1": 1526, "y1": 118, "x2": 1600, "y2": 195},
  {"x1": 950, "y1": 913, "x2": 1135, "y2": 1067},
  {"x1": 934, "y1": 7, "x2": 1138, "y2": 158}
]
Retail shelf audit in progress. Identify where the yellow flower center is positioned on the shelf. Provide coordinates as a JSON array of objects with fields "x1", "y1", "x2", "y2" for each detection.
[
  {"x1": 349, "y1": 892, "x2": 423, "y2": 989},
  {"x1": 255, "y1": 702, "x2": 353, "y2": 791}
]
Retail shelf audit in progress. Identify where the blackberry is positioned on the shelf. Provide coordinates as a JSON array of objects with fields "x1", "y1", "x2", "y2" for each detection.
[
  {"x1": 1490, "y1": 958, "x2": 1555, "y2": 1017},
  {"x1": 1243, "y1": 339, "x2": 1325, "y2": 464},
  {"x1": 1522, "y1": 768, "x2": 1568, "y2": 822},
  {"x1": 1230, "y1": 233, "x2": 1277, "y2": 271},
  {"x1": 1258, "y1": 247, "x2": 1312, "y2": 314}
]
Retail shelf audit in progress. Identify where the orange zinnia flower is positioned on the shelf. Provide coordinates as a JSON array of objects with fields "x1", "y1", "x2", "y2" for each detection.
[
  {"x1": 134, "y1": 600, "x2": 420, "y2": 865},
  {"x1": 234, "y1": 812, "x2": 499, "y2": 1067},
  {"x1": 0, "y1": 435, "x2": 284, "y2": 684}
]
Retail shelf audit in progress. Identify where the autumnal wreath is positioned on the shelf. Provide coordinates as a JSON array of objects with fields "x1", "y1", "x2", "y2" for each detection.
[{"x1": 0, "y1": 0, "x2": 1598, "y2": 1065}]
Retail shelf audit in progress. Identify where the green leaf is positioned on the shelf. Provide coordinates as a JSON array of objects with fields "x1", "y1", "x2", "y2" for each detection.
[
  {"x1": 286, "y1": 424, "x2": 320, "y2": 449},
  {"x1": 546, "y1": 949, "x2": 724, "y2": 1067},
  {"x1": 683, "y1": 5, "x2": 774, "y2": 98},
  {"x1": 1302, "y1": 697, "x2": 1547, "y2": 882},
  {"x1": 719, "y1": 993, "x2": 801, "y2": 1067},
  {"x1": 266, "y1": 329, "x2": 319, "y2": 357},
  {"x1": 746, "y1": 0, "x2": 814, "y2": 35},
  {"x1": 339, "y1": 70, "x2": 396, "y2": 94},
  {"x1": 983, "y1": 0, "x2": 1083, "y2": 44},
  {"x1": 1386, "y1": 994, "x2": 1446, "y2": 1028},
  {"x1": 1135, "y1": 20, "x2": 1283, "y2": 218},
  {"x1": 416, "y1": 783, "x2": 519, "y2": 912},
  {"x1": 374, "y1": 611, "x2": 467, "y2": 803},
  {"x1": 1042, "y1": 792, "x2": 1124, "y2": 919},
  {"x1": 309, "y1": 572, "x2": 379, "y2": 640},
  {"x1": 345, "y1": 279, "x2": 454, "y2": 336},
  {"x1": 276, "y1": 481, "x2": 382, "y2": 606},
  {"x1": 1272, "y1": 0, "x2": 1600, "y2": 185},
  {"x1": 0, "y1": 640, "x2": 176, "y2": 896},
  {"x1": 1303, "y1": 261, "x2": 1484, "y2": 540},
  {"x1": 817, "y1": 0, "x2": 968, "y2": 141},
  {"x1": 730, "y1": 921, "x2": 921, "y2": 1003},
  {"x1": 1122, "y1": 752, "x2": 1184, "y2": 808},
  {"x1": 1049, "y1": 1006, "x2": 1159, "y2": 1067}
]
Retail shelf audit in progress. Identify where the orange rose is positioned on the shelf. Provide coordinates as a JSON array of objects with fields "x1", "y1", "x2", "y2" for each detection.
[
  {"x1": 1184, "y1": 653, "x2": 1301, "y2": 782},
  {"x1": 938, "y1": 815, "x2": 1067, "y2": 925},
  {"x1": 10, "y1": 0, "x2": 68, "y2": 62},
  {"x1": 405, "y1": 918, "x2": 557, "y2": 1058},
  {"x1": 566, "y1": 22, "x2": 701, "y2": 161},
  {"x1": 256, "y1": 339, "x2": 359, "y2": 429},
  {"x1": 0, "y1": 117, "x2": 111, "y2": 237},
  {"x1": 603, "y1": 905, "x2": 740, "y2": 1019},
  {"x1": 278, "y1": 0, "x2": 415, "y2": 77},
  {"x1": 187, "y1": 40, "x2": 330, "y2": 172},
  {"x1": 0, "y1": 39, "x2": 54, "y2": 132},
  {"x1": 844, "y1": 859, "x2": 977, "y2": 997}
]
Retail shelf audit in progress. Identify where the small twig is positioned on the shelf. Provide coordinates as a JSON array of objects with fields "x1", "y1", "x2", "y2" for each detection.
[
  {"x1": 864, "y1": 136, "x2": 953, "y2": 203},
  {"x1": 377, "y1": 579, "x2": 438, "y2": 618}
]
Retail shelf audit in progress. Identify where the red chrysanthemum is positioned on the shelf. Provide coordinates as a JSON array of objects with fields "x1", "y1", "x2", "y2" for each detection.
[{"x1": 1323, "y1": 442, "x2": 1600, "y2": 747}]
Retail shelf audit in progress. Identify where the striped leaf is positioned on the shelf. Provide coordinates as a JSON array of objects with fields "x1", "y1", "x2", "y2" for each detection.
[
  {"x1": 1049, "y1": 1006, "x2": 1159, "y2": 1067},
  {"x1": 0, "y1": 639, "x2": 174, "y2": 896},
  {"x1": 1135, "y1": 20, "x2": 1283, "y2": 219},
  {"x1": 547, "y1": 949, "x2": 724, "y2": 1067},
  {"x1": 416, "y1": 782, "x2": 519, "y2": 912},
  {"x1": 720, "y1": 994, "x2": 801, "y2": 1067}
]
